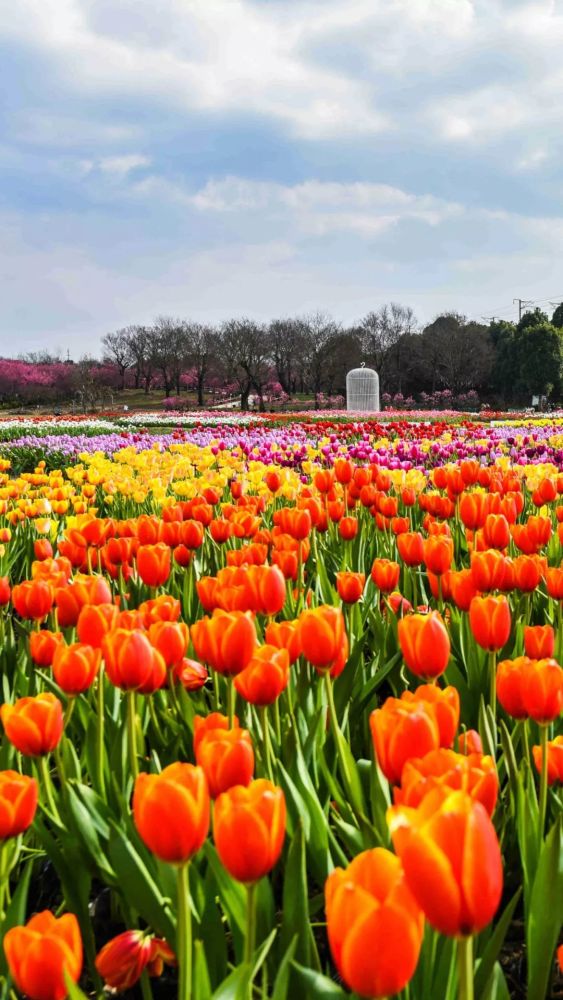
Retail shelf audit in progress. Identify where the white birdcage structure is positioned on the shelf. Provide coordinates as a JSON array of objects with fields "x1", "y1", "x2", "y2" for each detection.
[{"x1": 346, "y1": 365, "x2": 380, "y2": 412}]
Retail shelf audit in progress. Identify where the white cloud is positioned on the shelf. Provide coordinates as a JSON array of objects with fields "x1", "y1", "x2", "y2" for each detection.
[
  {"x1": 140, "y1": 175, "x2": 465, "y2": 238},
  {"x1": 98, "y1": 154, "x2": 150, "y2": 176}
]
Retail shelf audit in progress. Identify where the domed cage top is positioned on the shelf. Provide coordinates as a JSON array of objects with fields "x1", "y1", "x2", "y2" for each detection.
[{"x1": 346, "y1": 367, "x2": 380, "y2": 412}]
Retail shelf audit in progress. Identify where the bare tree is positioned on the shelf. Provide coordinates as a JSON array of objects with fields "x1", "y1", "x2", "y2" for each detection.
[
  {"x1": 101, "y1": 328, "x2": 134, "y2": 390},
  {"x1": 219, "y1": 319, "x2": 271, "y2": 410},
  {"x1": 358, "y1": 303, "x2": 417, "y2": 391},
  {"x1": 301, "y1": 312, "x2": 341, "y2": 405},
  {"x1": 269, "y1": 318, "x2": 308, "y2": 396},
  {"x1": 127, "y1": 326, "x2": 155, "y2": 393},
  {"x1": 184, "y1": 323, "x2": 219, "y2": 406},
  {"x1": 151, "y1": 317, "x2": 190, "y2": 397}
]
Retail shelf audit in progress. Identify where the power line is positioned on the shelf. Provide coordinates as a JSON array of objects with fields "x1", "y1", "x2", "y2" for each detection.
[{"x1": 513, "y1": 298, "x2": 534, "y2": 321}]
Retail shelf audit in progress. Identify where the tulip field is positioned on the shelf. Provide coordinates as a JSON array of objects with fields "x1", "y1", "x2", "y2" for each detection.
[{"x1": 0, "y1": 409, "x2": 561, "y2": 1000}]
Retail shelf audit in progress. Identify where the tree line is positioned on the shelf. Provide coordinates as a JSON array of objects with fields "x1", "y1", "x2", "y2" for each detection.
[
  {"x1": 5, "y1": 303, "x2": 562, "y2": 410},
  {"x1": 100, "y1": 304, "x2": 563, "y2": 409}
]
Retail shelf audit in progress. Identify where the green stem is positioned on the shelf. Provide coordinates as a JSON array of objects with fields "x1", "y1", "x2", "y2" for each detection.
[
  {"x1": 324, "y1": 673, "x2": 359, "y2": 819},
  {"x1": 63, "y1": 698, "x2": 75, "y2": 730},
  {"x1": 259, "y1": 706, "x2": 274, "y2": 781},
  {"x1": 38, "y1": 755, "x2": 59, "y2": 820},
  {"x1": 520, "y1": 719, "x2": 530, "y2": 767},
  {"x1": 97, "y1": 668, "x2": 106, "y2": 798},
  {"x1": 148, "y1": 695, "x2": 164, "y2": 742},
  {"x1": 488, "y1": 650, "x2": 497, "y2": 721},
  {"x1": 140, "y1": 971, "x2": 154, "y2": 1000},
  {"x1": 273, "y1": 698, "x2": 281, "y2": 745},
  {"x1": 457, "y1": 935, "x2": 474, "y2": 1000},
  {"x1": 538, "y1": 724, "x2": 549, "y2": 842},
  {"x1": 244, "y1": 881, "x2": 257, "y2": 965},
  {"x1": 226, "y1": 678, "x2": 235, "y2": 729},
  {"x1": 127, "y1": 690, "x2": 139, "y2": 783},
  {"x1": 177, "y1": 862, "x2": 192, "y2": 1000}
]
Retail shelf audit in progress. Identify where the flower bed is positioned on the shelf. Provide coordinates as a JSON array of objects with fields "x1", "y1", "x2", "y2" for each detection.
[{"x1": 0, "y1": 415, "x2": 561, "y2": 998}]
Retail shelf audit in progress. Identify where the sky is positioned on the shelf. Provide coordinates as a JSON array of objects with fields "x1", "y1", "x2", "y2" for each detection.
[{"x1": 1, "y1": 0, "x2": 563, "y2": 356}]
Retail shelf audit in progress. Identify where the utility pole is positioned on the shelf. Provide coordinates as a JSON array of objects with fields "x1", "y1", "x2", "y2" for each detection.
[{"x1": 513, "y1": 298, "x2": 533, "y2": 322}]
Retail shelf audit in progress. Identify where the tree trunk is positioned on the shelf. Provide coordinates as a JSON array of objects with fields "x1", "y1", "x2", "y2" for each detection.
[{"x1": 197, "y1": 377, "x2": 204, "y2": 407}]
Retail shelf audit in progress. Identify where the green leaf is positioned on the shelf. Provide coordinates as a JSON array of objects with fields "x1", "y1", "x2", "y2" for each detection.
[
  {"x1": 474, "y1": 888, "x2": 522, "y2": 998},
  {"x1": 272, "y1": 936, "x2": 298, "y2": 1000},
  {"x1": 193, "y1": 940, "x2": 213, "y2": 999},
  {"x1": 107, "y1": 824, "x2": 176, "y2": 946},
  {"x1": 290, "y1": 962, "x2": 347, "y2": 998},
  {"x1": 211, "y1": 962, "x2": 252, "y2": 1000},
  {"x1": 203, "y1": 841, "x2": 246, "y2": 936},
  {"x1": 526, "y1": 817, "x2": 563, "y2": 1000},
  {"x1": 63, "y1": 974, "x2": 90, "y2": 1000},
  {"x1": 280, "y1": 822, "x2": 319, "y2": 969},
  {"x1": 0, "y1": 859, "x2": 32, "y2": 976}
]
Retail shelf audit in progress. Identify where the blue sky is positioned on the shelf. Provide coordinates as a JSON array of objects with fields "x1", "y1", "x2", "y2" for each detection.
[{"x1": 1, "y1": 0, "x2": 563, "y2": 355}]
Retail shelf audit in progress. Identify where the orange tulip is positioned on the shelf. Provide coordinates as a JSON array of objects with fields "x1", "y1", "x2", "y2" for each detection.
[
  {"x1": 4, "y1": 910, "x2": 83, "y2": 1000},
  {"x1": 52, "y1": 642, "x2": 101, "y2": 695},
  {"x1": 191, "y1": 610, "x2": 257, "y2": 676},
  {"x1": 459, "y1": 491, "x2": 489, "y2": 530},
  {"x1": 521, "y1": 657, "x2": 563, "y2": 723},
  {"x1": 0, "y1": 576, "x2": 10, "y2": 605},
  {"x1": 339, "y1": 516, "x2": 358, "y2": 541},
  {"x1": 370, "y1": 698, "x2": 441, "y2": 784},
  {"x1": 0, "y1": 770, "x2": 38, "y2": 838},
  {"x1": 137, "y1": 543, "x2": 171, "y2": 588},
  {"x1": 29, "y1": 630, "x2": 64, "y2": 667},
  {"x1": 178, "y1": 519, "x2": 204, "y2": 549},
  {"x1": 497, "y1": 656, "x2": 563, "y2": 722},
  {"x1": 546, "y1": 567, "x2": 563, "y2": 600},
  {"x1": 422, "y1": 536, "x2": 453, "y2": 576},
  {"x1": 234, "y1": 645, "x2": 290, "y2": 705},
  {"x1": 102, "y1": 630, "x2": 167, "y2": 692},
  {"x1": 133, "y1": 763, "x2": 209, "y2": 863},
  {"x1": 395, "y1": 748, "x2": 498, "y2": 815},
  {"x1": 12, "y1": 580, "x2": 53, "y2": 621},
  {"x1": 449, "y1": 569, "x2": 478, "y2": 612},
  {"x1": 469, "y1": 595, "x2": 511, "y2": 651},
  {"x1": 532, "y1": 735, "x2": 563, "y2": 785},
  {"x1": 264, "y1": 619, "x2": 302, "y2": 664},
  {"x1": 336, "y1": 571, "x2": 365, "y2": 604},
  {"x1": 195, "y1": 727, "x2": 254, "y2": 798},
  {"x1": 34, "y1": 538, "x2": 53, "y2": 561},
  {"x1": 334, "y1": 458, "x2": 354, "y2": 484},
  {"x1": 139, "y1": 594, "x2": 181, "y2": 625},
  {"x1": 325, "y1": 848, "x2": 424, "y2": 999},
  {"x1": 1, "y1": 693, "x2": 63, "y2": 756},
  {"x1": 513, "y1": 554, "x2": 543, "y2": 593},
  {"x1": 401, "y1": 684, "x2": 460, "y2": 748},
  {"x1": 524, "y1": 625, "x2": 555, "y2": 659},
  {"x1": 76, "y1": 603, "x2": 119, "y2": 648},
  {"x1": 388, "y1": 788, "x2": 503, "y2": 936},
  {"x1": 213, "y1": 779, "x2": 286, "y2": 883},
  {"x1": 496, "y1": 656, "x2": 531, "y2": 720},
  {"x1": 55, "y1": 575, "x2": 112, "y2": 628},
  {"x1": 298, "y1": 605, "x2": 347, "y2": 671},
  {"x1": 482, "y1": 514, "x2": 510, "y2": 550},
  {"x1": 276, "y1": 508, "x2": 311, "y2": 541},
  {"x1": 148, "y1": 620, "x2": 190, "y2": 667},
  {"x1": 470, "y1": 550, "x2": 509, "y2": 592},
  {"x1": 397, "y1": 532, "x2": 424, "y2": 567},
  {"x1": 397, "y1": 611, "x2": 450, "y2": 680},
  {"x1": 246, "y1": 564, "x2": 287, "y2": 616},
  {"x1": 193, "y1": 712, "x2": 238, "y2": 755},
  {"x1": 370, "y1": 559, "x2": 400, "y2": 594},
  {"x1": 459, "y1": 729, "x2": 483, "y2": 755}
]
